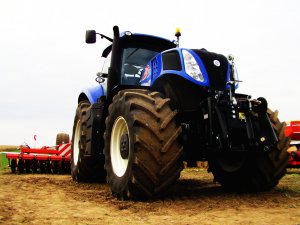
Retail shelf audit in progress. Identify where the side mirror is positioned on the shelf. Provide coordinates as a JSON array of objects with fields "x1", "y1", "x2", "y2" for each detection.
[{"x1": 86, "y1": 30, "x2": 96, "y2": 44}]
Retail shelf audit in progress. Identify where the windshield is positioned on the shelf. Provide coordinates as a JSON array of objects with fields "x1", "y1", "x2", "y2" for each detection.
[{"x1": 121, "y1": 47, "x2": 158, "y2": 85}]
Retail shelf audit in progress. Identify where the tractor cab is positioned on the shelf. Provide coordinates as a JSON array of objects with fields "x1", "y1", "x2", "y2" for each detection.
[
  {"x1": 86, "y1": 27, "x2": 176, "y2": 95},
  {"x1": 120, "y1": 46, "x2": 158, "y2": 85}
]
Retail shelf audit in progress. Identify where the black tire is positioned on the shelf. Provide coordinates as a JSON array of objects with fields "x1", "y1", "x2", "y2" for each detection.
[
  {"x1": 56, "y1": 133, "x2": 70, "y2": 145},
  {"x1": 11, "y1": 159, "x2": 17, "y2": 173},
  {"x1": 104, "y1": 89, "x2": 183, "y2": 200},
  {"x1": 71, "y1": 101, "x2": 106, "y2": 182},
  {"x1": 208, "y1": 109, "x2": 290, "y2": 192}
]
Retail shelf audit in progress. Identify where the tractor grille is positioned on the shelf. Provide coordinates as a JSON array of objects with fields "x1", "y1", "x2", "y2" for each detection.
[{"x1": 193, "y1": 49, "x2": 229, "y2": 90}]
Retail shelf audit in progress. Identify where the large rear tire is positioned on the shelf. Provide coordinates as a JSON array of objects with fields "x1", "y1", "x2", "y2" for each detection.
[
  {"x1": 208, "y1": 109, "x2": 290, "y2": 192},
  {"x1": 71, "y1": 101, "x2": 106, "y2": 182},
  {"x1": 104, "y1": 89, "x2": 183, "y2": 200}
]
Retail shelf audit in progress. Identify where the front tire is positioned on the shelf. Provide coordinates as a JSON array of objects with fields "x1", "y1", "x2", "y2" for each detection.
[
  {"x1": 104, "y1": 89, "x2": 183, "y2": 200},
  {"x1": 208, "y1": 109, "x2": 290, "y2": 192},
  {"x1": 71, "y1": 101, "x2": 106, "y2": 182}
]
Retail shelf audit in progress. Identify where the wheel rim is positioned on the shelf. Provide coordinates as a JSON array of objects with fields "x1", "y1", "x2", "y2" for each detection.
[
  {"x1": 73, "y1": 120, "x2": 81, "y2": 166},
  {"x1": 111, "y1": 116, "x2": 130, "y2": 177}
]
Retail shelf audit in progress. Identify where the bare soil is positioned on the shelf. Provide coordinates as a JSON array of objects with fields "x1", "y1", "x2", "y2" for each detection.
[{"x1": 0, "y1": 168, "x2": 299, "y2": 225}]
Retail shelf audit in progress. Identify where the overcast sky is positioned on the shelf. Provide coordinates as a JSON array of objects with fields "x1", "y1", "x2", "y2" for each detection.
[{"x1": 0, "y1": 0, "x2": 299, "y2": 146}]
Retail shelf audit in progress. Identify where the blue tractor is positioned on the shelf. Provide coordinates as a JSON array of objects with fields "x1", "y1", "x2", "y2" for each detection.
[{"x1": 71, "y1": 26, "x2": 290, "y2": 199}]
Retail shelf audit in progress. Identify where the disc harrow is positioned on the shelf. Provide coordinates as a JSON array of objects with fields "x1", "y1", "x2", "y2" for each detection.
[
  {"x1": 285, "y1": 121, "x2": 300, "y2": 168},
  {"x1": 5, "y1": 143, "x2": 71, "y2": 174}
]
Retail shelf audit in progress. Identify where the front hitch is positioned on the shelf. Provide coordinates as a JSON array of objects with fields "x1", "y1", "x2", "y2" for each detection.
[
  {"x1": 252, "y1": 97, "x2": 268, "y2": 115},
  {"x1": 208, "y1": 93, "x2": 278, "y2": 153}
]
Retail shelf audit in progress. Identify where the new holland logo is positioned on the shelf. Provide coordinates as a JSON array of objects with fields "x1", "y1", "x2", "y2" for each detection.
[{"x1": 213, "y1": 60, "x2": 220, "y2": 67}]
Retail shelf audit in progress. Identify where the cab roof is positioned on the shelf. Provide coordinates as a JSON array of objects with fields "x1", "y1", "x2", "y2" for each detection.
[{"x1": 102, "y1": 32, "x2": 176, "y2": 58}]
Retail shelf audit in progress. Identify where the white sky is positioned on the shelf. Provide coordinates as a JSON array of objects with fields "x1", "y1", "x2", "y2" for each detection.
[{"x1": 0, "y1": 0, "x2": 299, "y2": 146}]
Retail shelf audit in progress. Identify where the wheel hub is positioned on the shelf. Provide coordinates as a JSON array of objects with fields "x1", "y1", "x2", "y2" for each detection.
[{"x1": 120, "y1": 134, "x2": 129, "y2": 159}]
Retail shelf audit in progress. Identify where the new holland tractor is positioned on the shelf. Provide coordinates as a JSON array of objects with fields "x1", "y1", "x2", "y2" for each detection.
[{"x1": 71, "y1": 25, "x2": 290, "y2": 200}]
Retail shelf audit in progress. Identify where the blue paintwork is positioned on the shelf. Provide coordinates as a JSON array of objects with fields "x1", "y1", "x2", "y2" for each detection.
[
  {"x1": 79, "y1": 84, "x2": 106, "y2": 104},
  {"x1": 79, "y1": 33, "x2": 239, "y2": 104},
  {"x1": 140, "y1": 48, "x2": 239, "y2": 90},
  {"x1": 78, "y1": 32, "x2": 175, "y2": 104}
]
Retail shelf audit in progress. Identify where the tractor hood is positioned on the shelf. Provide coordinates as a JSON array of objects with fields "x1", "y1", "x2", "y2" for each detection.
[{"x1": 140, "y1": 48, "x2": 239, "y2": 91}]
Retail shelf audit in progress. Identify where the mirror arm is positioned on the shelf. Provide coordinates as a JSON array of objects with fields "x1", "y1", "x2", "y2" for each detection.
[{"x1": 97, "y1": 33, "x2": 113, "y2": 42}]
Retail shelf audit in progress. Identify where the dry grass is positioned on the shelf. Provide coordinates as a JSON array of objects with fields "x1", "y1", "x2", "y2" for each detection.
[{"x1": 0, "y1": 145, "x2": 19, "y2": 152}]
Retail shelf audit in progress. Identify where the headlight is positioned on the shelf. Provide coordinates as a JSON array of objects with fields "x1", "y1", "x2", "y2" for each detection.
[{"x1": 182, "y1": 50, "x2": 204, "y2": 82}]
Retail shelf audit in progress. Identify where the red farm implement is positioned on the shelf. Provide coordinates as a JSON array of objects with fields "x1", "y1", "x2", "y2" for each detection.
[
  {"x1": 5, "y1": 133, "x2": 71, "y2": 174},
  {"x1": 285, "y1": 121, "x2": 300, "y2": 168}
]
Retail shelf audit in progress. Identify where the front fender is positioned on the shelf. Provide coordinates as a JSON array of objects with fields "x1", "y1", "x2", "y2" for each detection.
[{"x1": 78, "y1": 85, "x2": 106, "y2": 104}]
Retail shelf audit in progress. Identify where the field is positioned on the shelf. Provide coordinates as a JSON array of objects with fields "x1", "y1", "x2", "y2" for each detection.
[
  {"x1": 0, "y1": 146, "x2": 19, "y2": 169},
  {"x1": 0, "y1": 167, "x2": 299, "y2": 225},
  {"x1": 0, "y1": 145, "x2": 18, "y2": 152}
]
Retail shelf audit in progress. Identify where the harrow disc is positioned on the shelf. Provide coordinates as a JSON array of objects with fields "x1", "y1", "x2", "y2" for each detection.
[
  {"x1": 39, "y1": 161, "x2": 45, "y2": 173},
  {"x1": 10, "y1": 159, "x2": 17, "y2": 173},
  {"x1": 52, "y1": 161, "x2": 59, "y2": 174},
  {"x1": 17, "y1": 159, "x2": 24, "y2": 173},
  {"x1": 32, "y1": 159, "x2": 38, "y2": 173},
  {"x1": 46, "y1": 160, "x2": 52, "y2": 173},
  {"x1": 25, "y1": 160, "x2": 31, "y2": 173}
]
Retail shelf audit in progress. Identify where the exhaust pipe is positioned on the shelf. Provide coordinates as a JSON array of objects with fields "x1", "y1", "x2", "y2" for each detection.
[{"x1": 107, "y1": 25, "x2": 120, "y2": 97}]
